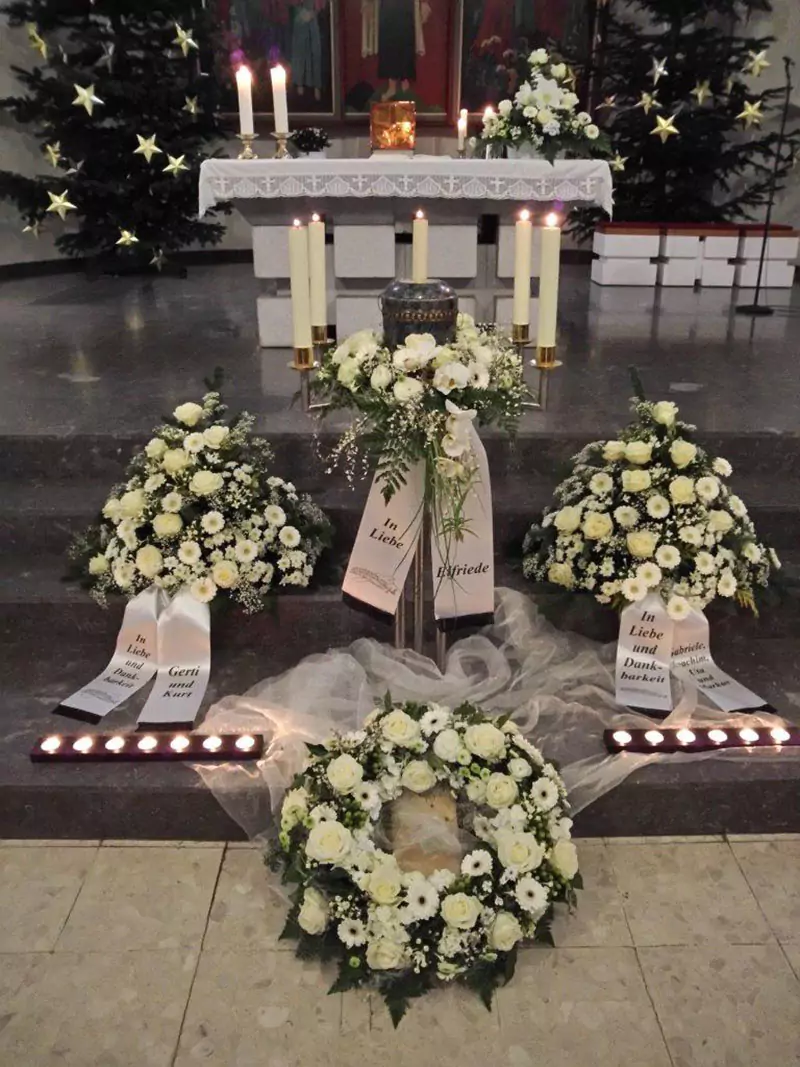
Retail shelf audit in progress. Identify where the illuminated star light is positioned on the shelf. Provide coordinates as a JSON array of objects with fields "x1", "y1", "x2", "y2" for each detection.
[
  {"x1": 150, "y1": 249, "x2": 166, "y2": 270},
  {"x1": 134, "y1": 134, "x2": 162, "y2": 163},
  {"x1": 116, "y1": 229, "x2": 139, "y2": 247},
  {"x1": 46, "y1": 190, "x2": 77, "y2": 219},
  {"x1": 23, "y1": 220, "x2": 44, "y2": 237},
  {"x1": 44, "y1": 141, "x2": 61, "y2": 167},
  {"x1": 691, "y1": 80, "x2": 712, "y2": 105},
  {"x1": 183, "y1": 96, "x2": 199, "y2": 116},
  {"x1": 163, "y1": 154, "x2": 189, "y2": 177},
  {"x1": 610, "y1": 153, "x2": 628, "y2": 172},
  {"x1": 737, "y1": 99, "x2": 763, "y2": 128},
  {"x1": 72, "y1": 83, "x2": 103, "y2": 115},
  {"x1": 173, "y1": 24, "x2": 198, "y2": 56},
  {"x1": 26, "y1": 23, "x2": 48, "y2": 60},
  {"x1": 637, "y1": 91, "x2": 661, "y2": 115},
  {"x1": 651, "y1": 113, "x2": 679, "y2": 143},
  {"x1": 650, "y1": 57, "x2": 668, "y2": 85},
  {"x1": 745, "y1": 50, "x2": 770, "y2": 78}
]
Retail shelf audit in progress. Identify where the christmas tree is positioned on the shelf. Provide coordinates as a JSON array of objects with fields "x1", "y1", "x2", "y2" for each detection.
[
  {"x1": 573, "y1": 0, "x2": 799, "y2": 237},
  {"x1": 0, "y1": 0, "x2": 231, "y2": 270}
]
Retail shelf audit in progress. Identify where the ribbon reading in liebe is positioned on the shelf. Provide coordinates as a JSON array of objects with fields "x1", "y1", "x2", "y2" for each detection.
[
  {"x1": 56, "y1": 587, "x2": 210, "y2": 729},
  {"x1": 343, "y1": 427, "x2": 494, "y2": 629},
  {"x1": 615, "y1": 594, "x2": 766, "y2": 712}
]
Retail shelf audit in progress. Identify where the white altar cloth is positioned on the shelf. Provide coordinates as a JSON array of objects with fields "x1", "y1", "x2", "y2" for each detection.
[{"x1": 198, "y1": 156, "x2": 614, "y2": 218}]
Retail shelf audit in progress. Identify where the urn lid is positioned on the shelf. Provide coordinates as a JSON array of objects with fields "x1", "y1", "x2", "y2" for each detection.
[{"x1": 380, "y1": 279, "x2": 458, "y2": 350}]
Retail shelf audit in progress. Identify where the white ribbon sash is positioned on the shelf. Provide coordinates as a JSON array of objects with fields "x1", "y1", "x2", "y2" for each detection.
[
  {"x1": 136, "y1": 591, "x2": 211, "y2": 729},
  {"x1": 671, "y1": 607, "x2": 765, "y2": 712},
  {"x1": 57, "y1": 587, "x2": 162, "y2": 723},
  {"x1": 615, "y1": 594, "x2": 674, "y2": 712},
  {"x1": 430, "y1": 427, "x2": 494, "y2": 627},
  {"x1": 342, "y1": 463, "x2": 425, "y2": 618}
]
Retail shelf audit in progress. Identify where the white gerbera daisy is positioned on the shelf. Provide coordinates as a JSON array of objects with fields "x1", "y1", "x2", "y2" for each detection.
[
  {"x1": 337, "y1": 918, "x2": 367, "y2": 947},
  {"x1": 162, "y1": 491, "x2": 183, "y2": 513},
  {"x1": 461, "y1": 849, "x2": 493, "y2": 878},
  {"x1": 694, "y1": 551, "x2": 717, "y2": 575},
  {"x1": 646, "y1": 494, "x2": 670, "y2": 519},
  {"x1": 190, "y1": 576, "x2": 217, "y2": 603},
  {"x1": 515, "y1": 876, "x2": 549, "y2": 914},
  {"x1": 420, "y1": 705, "x2": 452, "y2": 735},
  {"x1": 531, "y1": 778, "x2": 559, "y2": 812},
  {"x1": 621, "y1": 576, "x2": 647, "y2": 602},
  {"x1": 201, "y1": 510, "x2": 225, "y2": 534},
  {"x1": 183, "y1": 432, "x2": 206, "y2": 453},
  {"x1": 667, "y1": 594, "x2": 691, "y2": 621},
  {"x1": 614, "y1": 506, "x2": 639, "y2": 528},
  {"x1": 279, "y1": 525, "x2": 301, "y2": 548},
  {"x1": 695, "y1": 476, "x2": 720, "y2": 503},
  {"x1": 717, "y1": 570, "x2": 737, "y2": 597},
  {"x1": 712, "y1": 457, "x2": 732, "y2": 477},
  {"x1": 144, "y1": 473, "x2": 165, "y2": 493},
  {"x1": 235, "y1": 539, "x2": 258, "y2": 563},
  {"x1": 178, "y1": 540, "x2": 201, "y2": 565},
  {"x1": 656, "y1": 544, "x2": 681, "y2": 569},
  {"x1": 728, "y1": 495, "x2": 747, "y2": 518},
  {"x1": 265, "y1": 504, "x2": 286, "y2": 527},
  {"x1": 679, "y1": 525, "x2": 703, "y2": 546},
  {"x1": 354, "y1": 782, "x2": 380, "y2": 814},
  {"x1": 742, "y1": 542, "x2": 762, "y2": 564},
  {"x1": 636, "y1": 562, "x2": 662, "y2": 588},
  {"x1": 405, "y1": 880, "x2": 440, "y2": 921},
  {"x1": 590, "y1": 472, "x2": 613, "y2": 495}
]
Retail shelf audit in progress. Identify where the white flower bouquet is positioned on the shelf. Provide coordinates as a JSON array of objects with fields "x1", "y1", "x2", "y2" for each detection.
[
  {"x1": 481, "y1": 48, "x2": 609, "y2": 162},
  {"x1": 270, "y1": 697, "x2": 580, "y2": 1024},
  {"x1": 69, "y1": 390, "x2": 333, "y2": 611},
  {"x1": 523, "y1": 397, "x2": 779, "y2": 620},
  {"x1": 312, "y1": 314, "x2": 526, "y2": 534}
]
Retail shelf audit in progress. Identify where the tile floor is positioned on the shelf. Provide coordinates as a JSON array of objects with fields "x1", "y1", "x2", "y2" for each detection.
[{"x1": 0, "y1": 835, "x2": 798, "y2": 1067}]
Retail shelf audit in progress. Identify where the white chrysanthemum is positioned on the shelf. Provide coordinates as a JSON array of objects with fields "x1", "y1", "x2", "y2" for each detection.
[
  {"x1": 667, "y1": 594, "x2": 690, "y2": 620},
  {"x1": 183, "y1": 432, "x2": 205, "y2": 453},
  {"x1": 656, "y1": 544, "x2": 681, "y2": 569},
  {"x1": 201, "y1": 511, "x2": 225, "y2": 534},
  {"x1": 647, "y1": 494, "x2": 670, "y2": 519},
  {"x1": 265, "y1": 504, "x2": 286, "y2": 527},
  {"x1": 531, "y1": 778, "x2": 559, "y2": 812},
  {"x1": 515, "y1": 876, "x2": 549, "y2": 915},
  {"x1": 211, "y1": 559, "x2": 239, "y2": 589},
  {"x1": 695, "y1": 551, "x2": 717, "y2": 575},
  {"x1": 461, "y1": 849, "x2": 493, "y2": 878},
  {"x1": 420, "y1": 705, "x2": 451, "y2": 735},
  {"x1": 712, "y1": 457, "x2": 733, "y2": 477},
  {"x1": 405, "y1": 880, "x2": 440, "y2": 921},
  {"x1": 144, "y1": 474, "x2": 165, "y2": 493},
  {"x1": 190, "y1": 576, "x2": 217, "y2": 603},
  {"x1": 279, "y1": 525, "x2": 301, "y2": 548},
  {"x1": 742, "y1": 542, "x2": 762, "y2": 564},
  {"x1": 696, "y1": 476, "x2": 720, "y2": 503},
  {"x1": 679, "y1": 525, "x2": 703, "y2": 546},
  {"x1": 161, "y1": 491, "x2": 183, "y2": 513},
  {"x1": 636, "y1": 562, "x2": 662, "y2": 588},
  {"x1": 621, "y1": 576, "x2": 647, "y2": 602},
  {"x1": 728, "y1": 495, "x2": 747, "y2": 519},
  {"x1": 178, "y1": 540, "x2": 202, "y2": 566},
  {"x1": 235, "y1": 539, "x2": 258, "y2": 563},
  {"x1": 717, "y1": 570, "x2": 737, "y2": 597},
  {"x1": 113, "y1": 560, "x2": 136, "y2": 588},
  {"x1": 337, "y1": 918, "x2": 366, "y2": 948},
  {"x1": 614, "y1": 506, "x2": 639, "y2": 528},
  {"x1": 590, "y1": 472, "x2": 613, "y2": 495}
]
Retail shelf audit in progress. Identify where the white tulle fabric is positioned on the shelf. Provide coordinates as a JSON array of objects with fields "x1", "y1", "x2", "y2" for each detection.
[{"x1": 194, "y1": 587, "x2": 796, "y2": 843}]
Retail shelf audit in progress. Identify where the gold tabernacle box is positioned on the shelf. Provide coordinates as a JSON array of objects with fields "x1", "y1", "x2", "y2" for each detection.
[{"x1": 370, "y1": 100, "x2": 416, "y2": 152}]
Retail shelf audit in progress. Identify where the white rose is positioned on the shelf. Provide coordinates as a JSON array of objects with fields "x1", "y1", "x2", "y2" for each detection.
[
  {"x1": 496, "y1": 831, "x2": 544, "y2": 873},
  {"x1": 88, "y1": 554, "x2": 108, "y2": 575},
  {"x1": 627, "y1": 530, "x2": 658, "y2": 558},
  {"x1": 708, "y1": 509, "x2": 734, "y2": 534},
  {"x1": 625, "y1": 440, "x2": 652, "y2": 465},
  {"x1": 554, "y1": 505, "x2": 581, "y2": 533},
  {"x1": 584, "y1": 123, "x2": 600, "y2": 140},
  {"x1": 393, "y1": 377, "x2": 425, "y2": 403},
  {"x1": 325, "y1": 753, "x2": 364, "y2": 794},
  {"x1": 464, "y1": 722, "x2": 506, "y2": 761},
  {"x1": 401, "y1": 759, "x2": 437, "y2": 794},
  {"x1": 670, "y1": 439, "x2": 697, "y2": 468},
  {"x1": 583, "y1": 512, "x2": 614, "y2": 540},
  {"x1": 211, "y1": 560, "x2": 239, "y2": 588},
  {"x1": 152, "y1": 512, "x2": 183, "y2": 538},
  {"x1": 466, "y1": 778, "x2": 487, "y2": 803},
  {"x1": 145, "y1": 438, "x2": 167, "y2": 459},
  {"x1": 508, "y1": 757, "x2": 533, "y2": 780},
  {"x1": 484, "y1": 773, "x2": 519, "y2": 809},
  {"x1": 190, "y1": 470, "x2": 224, "y2": 496},
  {"x1": 173, "y1": 402, "x2": 204, "y2": 427},
  {"x1": 162, "y1": 448, "x2": 189, "y2": 474},
  {"x1": 622, "y1": 469, "x2": 651, "y2": 492},
  {"x1": 305, "y1": 820, "x2": 353, "y2": 864},
  {"x1": 669, "y1": 476, "x2": 696, "y2": 505},
  {"x1": 203, "y1": 425, "x2": 230, "y2": 449},
  {"x1": 603, "y1": 440, "x2": 626, "y2": 461},
  {"x1": 433, "y1": 728, "x2": 463, "y2": 762},
  {"x1": 367, "y1": 863, "x2": 403, "y2": 904},
  {"x1": 652, "y1": 400, "x2": 678, "y2": 426},
  {"x1": 135, "y1": 545, "x2": 163, "y2": 578},
  {"x1": 119, "y1": 489, "x2": 146, "y2": 518},
  {"x1": 370, "y1": 365, "x2": 392, "y2": 391},
  {"x1": 381, "y1": 709, "x2": 421, "y2": 748},
  {"x1": 498, "y1": 98, "x2": 513, "y2": 116},
  {"x1": 297, "y1": 887, "x2": 329, "y2": 935},
  {"x1": 548, "y1": 562, "x2": 574, "y2": 588},
  {"x1": 490, "y1": 911, "x2": 523, "y2": 952},
  {"x1": 440, "y1": 892, "x2": 481, "y2": 930},
  {"x1": 366, "y1": 938, "x2": 405, "y2": 971},
  {"x1": 550, "y1": 839, "x2": 579, "y2": 880}
]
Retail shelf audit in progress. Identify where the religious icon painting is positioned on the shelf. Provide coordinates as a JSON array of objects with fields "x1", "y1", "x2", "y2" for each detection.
[{"x1": 213, "y1": 0, "x2": 339, "y2": 117}]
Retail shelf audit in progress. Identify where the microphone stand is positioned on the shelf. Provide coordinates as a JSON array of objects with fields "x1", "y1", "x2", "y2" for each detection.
[{"x1": 736, "y1": 56, "x2": 795, "y2": 317}]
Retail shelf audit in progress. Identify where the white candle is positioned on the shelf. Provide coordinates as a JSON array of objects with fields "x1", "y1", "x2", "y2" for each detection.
[
  {"x1": 235, "y1": 65, "x2": 254, "y2": 136},
  {"x1": 411, "y1": 209, "x2": 428, "y2": 283},
  {"x1": 308, "y1": 213, "x2": 327, "y2": 329},
  {"x1": 270, "y1": 64, "x2": 289, "y2": 135},
  {"x1": 512, "y1": 209, "x2": 533, "y2": 326},
  {"x1": 537, "y1": 212, "x2": 562, "y2": 348},
  {"x1": 457, "y1": 108, "x2": 468, "y2": 150},
  {"x1": 288, "y1": 219, "x2": 311, "y2": 349}
]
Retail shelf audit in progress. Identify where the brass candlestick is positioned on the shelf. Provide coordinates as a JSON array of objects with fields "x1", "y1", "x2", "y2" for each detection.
[
  {"x1": 511, "y1": 325, "x2": 561, "y2": 411},
  {"x1": 291, "y1": 345, "x2": 315, "y2": 411},
  {"x1": 271, "y1": 131, "x2": 290, "y2": 159},
  {"x1": 236, "y1": 133, "x2": 259, "y2": 160}
]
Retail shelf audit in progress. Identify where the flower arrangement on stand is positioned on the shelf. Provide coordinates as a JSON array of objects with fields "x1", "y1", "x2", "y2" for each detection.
[
  {"x1": 480, "y1": 48, "x2": 609, "y2": 162},
  {"x1": 69, "y1": 389, "x2": 333, "y2": 610},
  {"x1": 271, "y1": 697, "x2": 580, "y2": 1024},
  {"x1": 522, "y1": 396, "x2": 779, "y2": 619},
  {"x1": 290, "y1": 127, "x2": 331, "y2": 157}
]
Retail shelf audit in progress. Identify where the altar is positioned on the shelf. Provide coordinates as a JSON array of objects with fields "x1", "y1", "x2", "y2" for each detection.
[{"x1": 198, "y1": 156, "x2": 614, "y2": 347}]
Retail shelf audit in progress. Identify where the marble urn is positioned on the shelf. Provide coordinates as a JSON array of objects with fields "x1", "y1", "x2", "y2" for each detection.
[{"x1": 380, "y1": 279, "x2": 458, "y2": 350}]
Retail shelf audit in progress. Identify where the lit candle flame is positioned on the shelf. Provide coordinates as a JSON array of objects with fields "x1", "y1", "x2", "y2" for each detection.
[
  {"x1": 483, "y1": 106, "x2": 495, "y2": 120},
  {"x1": 235, "y1": 64, "x2": 252, "y2": 85},
  {"x1": 520, "y1": 208, "x2": 531, "y2": 222},
  {"x1": 545, "y1": 212, "x2": 560, "y2": 228},
  {"x1": 311, "y1": 212, "x2": 320, "y2": 223},
  {"x1": 415, "y1": 209, "x2": 425, "y2": 219},
  {"x1": 293, "y1": 218, "x2": 302, "y2": 228}
]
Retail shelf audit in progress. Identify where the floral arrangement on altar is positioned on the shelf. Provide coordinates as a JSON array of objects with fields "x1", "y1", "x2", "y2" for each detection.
[
  {"x1": 312, "y1": 313, "x2": 526, "y2": 527},
  {"x1": 271, "y1": 697, "x2": 580, "y2": 1024},
  {"x1": 481, "y1": 48, "x2": 609, "y2": 162},
  {"x1": 69, "y1": 389, "x2": 332, "y2": 610},
  {"x1": 290, "y1": 126, "x2": 331, "y2": 155},
  {"x1": 523, "y1": 396, "x2": 779, "y2": 620}
]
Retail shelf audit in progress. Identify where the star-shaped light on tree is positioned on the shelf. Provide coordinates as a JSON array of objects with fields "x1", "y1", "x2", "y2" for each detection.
[
  {"x1": 173, "y1": 24, "x2": 198, "y2": 56},
  {"x1": 691, "y1": 80, "x2": 712, "y2": 105},
  {"x1": 637, "y1": 91, "x2": 661, "y2": 115},
  {"x1": 72, "y1": 83, "x2": 103, "y2": 116},
  {"x1": 163, "y1": 154, "x2": 189, "y2": 178},
  {"x1": 650, "y1": 113, "x2": 679, "y2": 143},
  {"x1": 26, "y1": 23, "x2": 48, "y2": 60},
  {"x1": 563, "y1": 66, "x2": 578, "y2": 91},
  {"x1": 610, "y1": 153, "x2": 628, "y2": 172},
  {"x1": 116, "y1": 229, "x2": 139, "y2": 247},
  {"x1": 650, "y1": 57, "x2": 668, "y2": 85},
  {"x1": 44, "y1": 142, "x2": 61, "y2": 167},
  {"x1": 745, "y1": 50, "x2": 770, "y2": 78},
  {"x1": 98, "y1": 42, "x2": 115, "y2": 71},
  {"x1": 183, "y1": 96, "x2": 199, "y2": 116},
  {"x1": 46, "y1": 190, "x2": 77, "y2": 219},
  {"x1": 737, "y1": 99, "x2": 763, "y2": 128},
  {"x1": 23, "y1": 220, "x2": 44, "y2": 237},
  {"x1": 133, "y1": 134, "x2": 162, "y2": 163},
  {"x1": 150, "y1": 249, "x2": 166, "y2": 270}
]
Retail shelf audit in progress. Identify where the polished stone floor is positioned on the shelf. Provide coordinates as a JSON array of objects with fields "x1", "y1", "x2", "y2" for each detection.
[
  {"x1": 0, "y1": 835, "x2": 799, "y2": 1067},
  {"x1": 1, "y1": 264, "x2": 799, "y2": 436}
]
